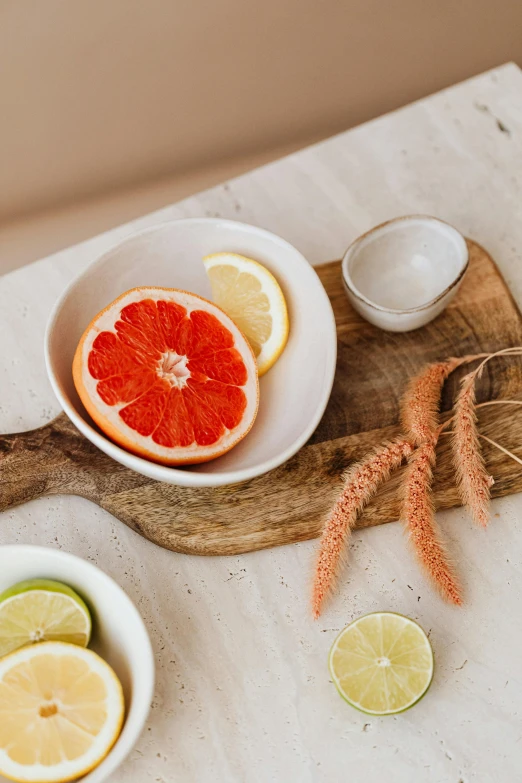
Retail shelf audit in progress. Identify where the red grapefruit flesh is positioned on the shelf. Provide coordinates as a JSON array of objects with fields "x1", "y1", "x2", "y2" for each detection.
[{"x1": 72, "y1": 288, "x2": 259, "y2": 465}]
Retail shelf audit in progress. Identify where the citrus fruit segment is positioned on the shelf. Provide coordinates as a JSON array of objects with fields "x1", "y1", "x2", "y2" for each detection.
[
  {"x1": 0, "y1": 641, "x2": 124, "y2": 783},
  {"x1": 0, "y1": 580, "x2": 91, "y2": 659},
  {"x1": 203, "y1": 253, "x2": 289, "y2": 376},
  {"x1": 329, "y1": 612, "x2": 433, "y2": 715},
  {"x1": 73, "y1": 287, "x2": 259, "y2": 465}
]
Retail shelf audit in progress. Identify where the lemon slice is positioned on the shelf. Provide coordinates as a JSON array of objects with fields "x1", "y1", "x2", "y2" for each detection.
[
  {"x1": 0, "y1": 641, "x2": 124, "y2": 783},
  {"x1": 329, "y1": 612, "x2": 433, "y2": 715},
  {"x1": 0, "y1": 580, "x2": 91, "y2": 658},
  {"x1": 203, "y1": 252, "x2": 289, "y2": 376}
]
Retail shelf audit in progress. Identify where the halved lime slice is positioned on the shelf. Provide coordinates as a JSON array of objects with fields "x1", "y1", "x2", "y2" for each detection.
[
  {"x1": 329, "y1": 612, "x2": 434, "y2": 715},
  {"x1": 0, "y1": 579, "x2": 91, "y2": 658}
]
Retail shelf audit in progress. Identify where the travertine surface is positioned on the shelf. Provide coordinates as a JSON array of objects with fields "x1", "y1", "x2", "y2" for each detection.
[{"x1": 2, "y1": 64, "x2": 522, "y2": 782}]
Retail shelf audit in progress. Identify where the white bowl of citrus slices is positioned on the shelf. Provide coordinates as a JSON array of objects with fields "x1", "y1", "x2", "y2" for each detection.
[
  {"x1": 45, "y1": 219, "x2": 337, "y2": 487},
  {"x1": 0, "y1": 546, "x2": 154, "y2": 783}
]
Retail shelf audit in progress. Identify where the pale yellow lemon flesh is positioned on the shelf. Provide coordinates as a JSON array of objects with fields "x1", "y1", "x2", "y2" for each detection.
[
  {"x1": 0, "y1": 641, "x2": 124, "y2": 783},
  {"x1": 203, "y1": 253, "x2": 289, "y2": 376}
]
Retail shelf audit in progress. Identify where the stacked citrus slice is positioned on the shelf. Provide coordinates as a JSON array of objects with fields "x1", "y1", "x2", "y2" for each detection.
[
  {"x1": 0, "y1": 642, "x2": 124, "y2": 782},
  {"x1": 0, "y1": 579, "x2": 126, "y2": 783},
  {"x1": 0, "y1": 579, "x2": 91, "y2": 658}
]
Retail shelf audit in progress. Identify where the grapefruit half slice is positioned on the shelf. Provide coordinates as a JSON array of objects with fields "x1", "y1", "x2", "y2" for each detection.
[{"x1": 73, "y1": 287, "x2": 259, "y2": 465}]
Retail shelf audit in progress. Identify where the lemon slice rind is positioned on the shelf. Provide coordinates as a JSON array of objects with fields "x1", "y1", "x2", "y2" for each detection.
[
  {"x1": 0, "y1": 641, "x2": 124, "y2": 783},
  {"x1": 203, "y1": 252, "x2": 289, "y2": 376}
]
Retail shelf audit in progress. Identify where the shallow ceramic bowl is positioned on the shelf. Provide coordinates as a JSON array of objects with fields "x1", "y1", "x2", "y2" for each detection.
[
  {"x1": 0, "y1": 545, "x2": 154, "y2": 783},
  {"x1": 45, "y1": 218, "x2": 337, "y2": 487},
  {"x1": 341, "y1": 216, "x2": 469, "y2": 332}
]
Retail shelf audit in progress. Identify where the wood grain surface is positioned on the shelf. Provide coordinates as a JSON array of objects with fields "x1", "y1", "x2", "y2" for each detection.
[{"x1": 1, "y1": 240, "x2": 522, "y2": 556}]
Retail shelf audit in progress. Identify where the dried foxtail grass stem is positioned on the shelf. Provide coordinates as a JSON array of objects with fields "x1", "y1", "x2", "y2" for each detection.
[
  {"x1": 311, "y1": 346, "x2": 522, "y2": 615},
  {"x1": 453, "y1": 371, "x2": 498, "y2": 527},
  {"x1": 312, "y1": 438, "x2": 413, "y2": 618},
  {"x1": 400, "y1": 357, "x2": 471, "y2": 601},
  {"x1": 401, "y1": 354, "x2": 487, "y2": 445},
  {"x1": 452, "y1": 349, "x2": 522, "y2": 525},
  {"x1": 402, "y1": 439, "x2": 462, "y2": 604}
]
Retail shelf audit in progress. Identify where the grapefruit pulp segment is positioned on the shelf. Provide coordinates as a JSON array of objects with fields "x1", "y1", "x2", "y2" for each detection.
[{"x1": 73, "y1": 287, "x2": 259, "y2": 465}]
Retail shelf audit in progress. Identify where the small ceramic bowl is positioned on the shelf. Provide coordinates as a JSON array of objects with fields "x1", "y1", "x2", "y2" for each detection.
[
  {"x1": 0, "y1": 545, "x2": 154, "y2": 783},
  {"x1": 45, "y1": 218, "x2": 337, "y2": 488},
  {"x1": 341, "y1": 216, "x2": 469, "y2": 332}
]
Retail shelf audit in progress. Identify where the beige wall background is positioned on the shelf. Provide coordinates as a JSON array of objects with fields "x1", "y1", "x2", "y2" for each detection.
[{"x1": 1, "y1": 0, "x2": 522, "y2": 267}]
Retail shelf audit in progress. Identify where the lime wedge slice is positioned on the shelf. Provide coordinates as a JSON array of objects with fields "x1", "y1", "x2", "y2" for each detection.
[
  {"x1": 329, "y1": 612, "x2": 434, "y2": 715},
  {"x1": 0, "y1": 579, "x2": 91, "y2": 658}
]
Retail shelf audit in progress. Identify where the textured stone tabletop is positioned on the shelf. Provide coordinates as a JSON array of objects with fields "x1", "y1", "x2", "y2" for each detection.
[{"x1": 2, "y1": 64, "x2": 522, "y2": 782}]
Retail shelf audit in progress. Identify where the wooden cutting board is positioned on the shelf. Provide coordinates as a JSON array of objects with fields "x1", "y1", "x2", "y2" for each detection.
[{"x1": 2, "y1": 240, "x2": 522, "y2": 556}]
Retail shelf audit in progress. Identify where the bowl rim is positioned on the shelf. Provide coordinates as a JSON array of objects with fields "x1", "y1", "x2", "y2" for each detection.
[
  {"x1": 341, "y1": 215, "x2": 469, "y2": 316},
  {"x1": 0, "y1": 544, "x2": 155, "y2": 783},
  {"x1": 44, "y1": 217, "x2": 337, "y2": 488}
]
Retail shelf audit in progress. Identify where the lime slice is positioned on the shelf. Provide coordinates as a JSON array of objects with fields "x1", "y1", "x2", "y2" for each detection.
[
  {"x1": 0, "y1": 579, "x2": 91, "y2": 658},
  {"x1": 329, "y1": 612, "x2": 433, "y2": 715}
]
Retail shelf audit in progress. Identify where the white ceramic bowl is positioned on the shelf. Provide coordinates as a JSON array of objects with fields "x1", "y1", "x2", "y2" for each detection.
[
  {"x1": 45, "y1": 218, "x2": 337, "y2": 487},
  {"x1": 0, "y1": 545, "x2": 154, "y2": 783},
  {"x1": 341, "y1": 216, "x2": 469, "y2": 332}
]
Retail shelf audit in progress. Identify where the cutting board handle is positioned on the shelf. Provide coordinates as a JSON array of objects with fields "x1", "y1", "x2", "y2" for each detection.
[
  {"x1": 0, "y1": 413, "x2": 153, "y2": 514},
  {"x1": 0, "y1": 414, "x2": 86, "y2": 511}
]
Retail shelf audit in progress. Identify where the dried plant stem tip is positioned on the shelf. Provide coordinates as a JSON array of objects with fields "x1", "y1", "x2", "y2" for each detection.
[
  {"x1": 402, "y1": 441, "x2": 462, "y2": 605},
  {"x1": 453, "y1": 372, "x2": 494, "y2": 527},
  {"x1": 401, "y1": 354, "x2": 490, "y2": 447},
  {"x1": 312, "y1": 438, "x2": 413, "y2": 618}
]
